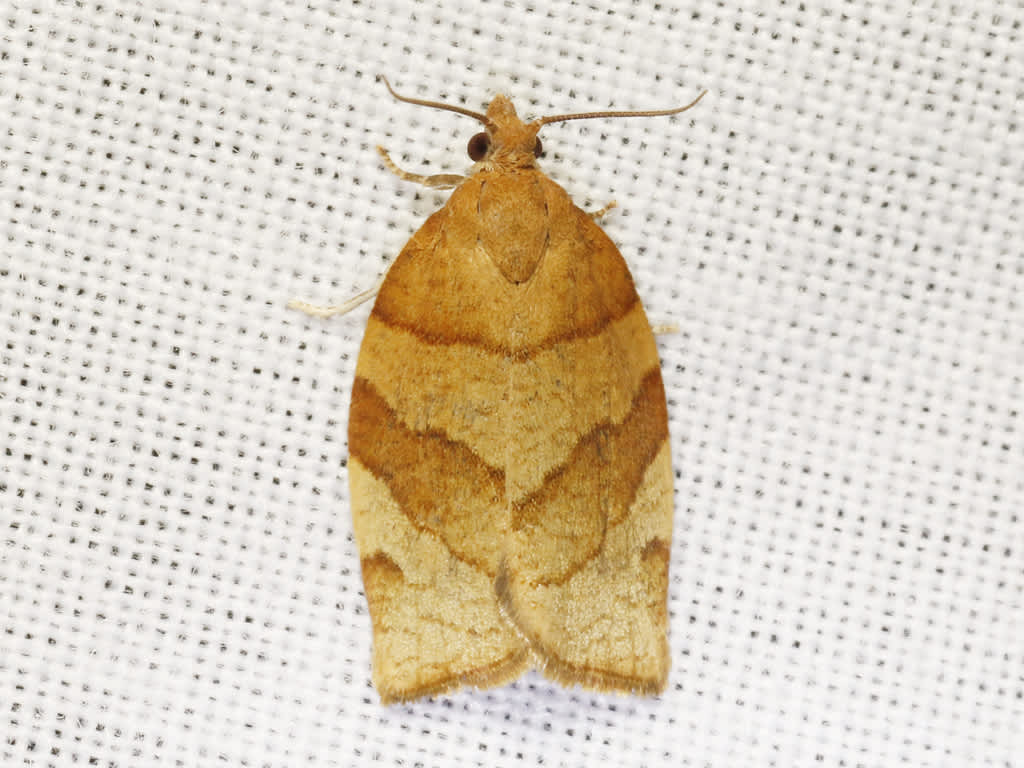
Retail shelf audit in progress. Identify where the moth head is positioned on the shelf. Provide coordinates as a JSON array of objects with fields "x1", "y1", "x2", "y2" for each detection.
[
  {"x1": 468, "y1": 95, "x2": 543, "y2": 164},
  {"x1": 376, "y1": 75, "x2": 706, "y2": 168}
]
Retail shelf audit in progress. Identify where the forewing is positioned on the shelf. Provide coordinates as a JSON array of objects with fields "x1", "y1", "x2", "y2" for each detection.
[
  {"x1": 495, "y1": 182, "x2": 674, "y2": 694},
  {"x1": 348, "y1": 191, "x2": 530, "y2": 704}
]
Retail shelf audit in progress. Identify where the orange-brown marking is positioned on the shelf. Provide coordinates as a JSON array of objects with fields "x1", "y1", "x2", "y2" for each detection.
[
  {"x1": 370, "y1": 175, "x2": 642, "y2": 357},
  {"x1": 509, "y1": 369, "x2": 669, "y2": 586},
  {"x1": 350, "y1": 375, "x2": 506, "y2": 575}
]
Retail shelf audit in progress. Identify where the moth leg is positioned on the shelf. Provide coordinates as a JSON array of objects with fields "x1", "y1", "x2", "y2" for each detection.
[
  {"x1": 649, "y1": 323, "x2": 679, "y2": 335},
  {"x1": 377, "y1": 146, "x2": 465, "y2": 189},
  {"x1": 588, "y1": 200, "x2": 618, "y2": 220},
  {"x1": 287, "y1": 275, "x2": 385, "y2": 319}
]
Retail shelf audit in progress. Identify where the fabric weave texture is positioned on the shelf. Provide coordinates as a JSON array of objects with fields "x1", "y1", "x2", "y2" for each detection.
[{"x1": 1, "y1": 1, "x2": 1020, "y2": 766}]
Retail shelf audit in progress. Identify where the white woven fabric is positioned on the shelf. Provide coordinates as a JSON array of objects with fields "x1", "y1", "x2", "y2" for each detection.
[{"x1": 2, "y1": 1, "x2": 1021, "y2": 766}]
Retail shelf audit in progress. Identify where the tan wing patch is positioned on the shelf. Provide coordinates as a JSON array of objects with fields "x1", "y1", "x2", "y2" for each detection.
[{"x1": 350, "y1": 458, "x2": 531, "y2": 704}]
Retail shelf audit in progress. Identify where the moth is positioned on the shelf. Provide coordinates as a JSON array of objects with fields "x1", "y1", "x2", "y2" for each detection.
[{"x1": 291, "y1": 78, "x2": 704, "y2": 704}]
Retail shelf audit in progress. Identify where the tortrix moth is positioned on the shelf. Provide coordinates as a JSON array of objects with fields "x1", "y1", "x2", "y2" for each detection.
[{"x1": 291, "y1": 78, "x2": 705, "y2": 704}]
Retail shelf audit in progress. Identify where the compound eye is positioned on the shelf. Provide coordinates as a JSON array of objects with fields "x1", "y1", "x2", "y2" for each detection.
[
  {"x1": 533, "y1": 137, "x2": 543, "y2": 157},
  {"x1": 467, "y1": 132, "x2": 490, "y2": 161}
]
